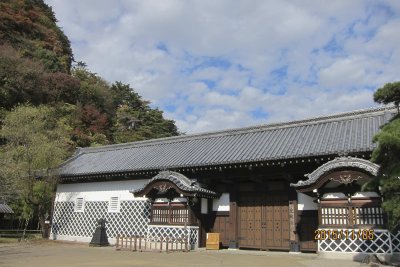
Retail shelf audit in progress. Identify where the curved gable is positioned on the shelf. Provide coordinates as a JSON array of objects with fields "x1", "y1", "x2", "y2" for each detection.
[
  {"x1": 291, "y1": 157, "x2": 380, "y2": 192},
  {"x1": 131, "y1": 171, "x2": 219, "y2": 199}
]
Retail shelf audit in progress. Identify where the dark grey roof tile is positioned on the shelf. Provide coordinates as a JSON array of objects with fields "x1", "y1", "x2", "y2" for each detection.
[
  {"x1": 59, "y1": 106, "x2": 397, "y2": 177},
  {"x1": 0, "y1": 203, "x2": 13, "y2": 213}
]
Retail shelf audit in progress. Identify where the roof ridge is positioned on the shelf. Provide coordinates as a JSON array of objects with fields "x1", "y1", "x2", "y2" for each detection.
[{"x1": 80, "y1": 105, "x2": 396, "y2": 154}]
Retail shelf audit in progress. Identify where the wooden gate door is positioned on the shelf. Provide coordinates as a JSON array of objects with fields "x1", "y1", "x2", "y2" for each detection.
[
  {"x1": 265, "y1": 194, "x2": 290, "y2": 249},
  {"x1": 238, "y1": 192, "x2": 290, "y2": 250},
  {"x1": 238, "y1": 192, "x2": 262, "y2": 248}
]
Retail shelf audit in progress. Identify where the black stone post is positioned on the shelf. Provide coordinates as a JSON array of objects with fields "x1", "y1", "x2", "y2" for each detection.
[{"x1": 90, "y1": 218, "x2": 110, "y2": 247}]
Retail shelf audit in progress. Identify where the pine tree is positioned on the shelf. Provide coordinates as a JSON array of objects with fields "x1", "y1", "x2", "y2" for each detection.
[{"x1": 372, "y1": 82, "x2": 400, "y2": 229}]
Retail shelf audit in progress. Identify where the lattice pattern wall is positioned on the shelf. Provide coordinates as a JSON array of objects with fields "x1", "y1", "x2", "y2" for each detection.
[
  {"x1": 147, "y1": 225, "x2": 199, "y2": 249},
  {"x1": 51, "y1": 200, "x2": 151, "y2": 238},
  {"x1": 392, "y1": 231, "x2": 400, "y2": 252},
  {"x1": 318, "y1": 229, "x2": 399, "y2": 254}
]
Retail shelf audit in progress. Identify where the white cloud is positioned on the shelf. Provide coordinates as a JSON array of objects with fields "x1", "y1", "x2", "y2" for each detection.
[{"x1": 45, "y1": 0, "x2": 400, "y2": 133}]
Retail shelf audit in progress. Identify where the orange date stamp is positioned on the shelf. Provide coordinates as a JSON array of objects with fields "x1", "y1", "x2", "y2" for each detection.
[{"x1": 314, "y1": 229, "x2": 375, "y2": 240}]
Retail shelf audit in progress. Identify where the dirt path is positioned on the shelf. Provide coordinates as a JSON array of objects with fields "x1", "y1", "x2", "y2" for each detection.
[{"x1": 0, "y1": 241, "x2": 364, "y2": 267}]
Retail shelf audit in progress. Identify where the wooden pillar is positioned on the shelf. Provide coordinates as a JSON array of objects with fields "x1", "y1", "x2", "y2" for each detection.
[
  {"x1": 289, "y1": 188, "x2": 299, "y2": 252},
  {"x1": 228, "y1": 185, "x2": 238, "y2": 248},
  {"x1": 318, "y1": 207, "x2": 322, "y2": 226},
  {"x1": 348, "y1": 206, "x2": 354, "y2": 227}
]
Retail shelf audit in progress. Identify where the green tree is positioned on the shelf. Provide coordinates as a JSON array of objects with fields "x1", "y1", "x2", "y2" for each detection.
[
  {"x1": 0, "y1": 105, "x2": 71, "y2": 237},
  {"x1": 372, "y1": 82, "x2": 400, "y2": 229},
  {"x1": 111, "y1": 81, "x2": 146, "y2": 110},
  {"x1": 69, "y1": 65, "x2": 115, "y2": 146},
  {"x1": 374, "y1": 81, "x2": 400, "y2": 113},
  {"x1": 72, "y1": 64, "x2": 114, "y2": 116},
  {"x1": 111, "y1": 82, "x2": 179, "y2": 143},
  {"x1": 0, "y1": 45, "x2": 80, "y2": 109}
]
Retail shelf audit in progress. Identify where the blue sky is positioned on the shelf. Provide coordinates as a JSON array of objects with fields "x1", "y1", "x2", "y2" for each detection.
[{"x1": 45, "y1": 0, "x2": 400, "y2": 133}]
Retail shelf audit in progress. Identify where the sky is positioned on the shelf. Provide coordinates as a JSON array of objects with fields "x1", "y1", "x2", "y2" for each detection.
[{"x1": 45, "y1": 0, "x2": 400, "y2": 134}]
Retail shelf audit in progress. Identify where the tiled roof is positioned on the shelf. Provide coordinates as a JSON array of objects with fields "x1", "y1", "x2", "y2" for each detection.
[
  {"x1": 59, "y1": 106, "x2": 396, "y2": 178},
  {"x1": 131, "y1": 171, "x2": 220, "y2": 198},
  {"x1": 0, "y1": 203, "x2": 13, "y2": 213}
]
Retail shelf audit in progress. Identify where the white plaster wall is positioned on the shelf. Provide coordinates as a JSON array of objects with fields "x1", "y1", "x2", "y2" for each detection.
[
  {"x1": 322, "y1": 192, "x2": 346, "y2": 199},
  {"x1": 297, "y1": 192, "x2": 318, "y2": 210},
  {"x1": 154, "y1": 197, "x2": 187, "y2": 203},
  {"x1": 212, "y1": 193, "x2": 230, "y2": 211},
  {"x1": 55, "y1": 180, "x2": 148, "y2": 202},
  {"x1": 201, "y1": 198, "x2": 208, "y2": 214},
  {"x1": 352, "y1": 191, "x2": 380, "y2": 198}
]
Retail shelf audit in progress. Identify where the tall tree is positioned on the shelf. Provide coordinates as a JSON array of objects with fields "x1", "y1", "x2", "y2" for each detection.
[
  {"x1": 111, "y1": 82, "x2": 179, "y2": 143},
  {"x1": 72, "y1": 64, "x2": 114, "y2": 116},
  {"x1": 69, "y1": 64, "x2": 114, "y2": 146},
  {"x1": 0, "y1": 105, "x2": 71, "y2": 237},
  {"x1": 374, "y1": 81, "x2": 400, "y2": 113},
  {"x1": 372, "y1": 81, "x2": 400, "y2": 229}
]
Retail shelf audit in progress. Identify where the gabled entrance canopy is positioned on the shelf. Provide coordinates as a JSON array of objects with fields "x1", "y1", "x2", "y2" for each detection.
[
  {"x1": 131, "y1": 171, "x2": 220, "y2": 200},
  {"x1": 291, "y1": 157, "x2": 384, "y2": 231},
  {"x1": 290, "y1": 157, "x2": 380, "y2": 192}
]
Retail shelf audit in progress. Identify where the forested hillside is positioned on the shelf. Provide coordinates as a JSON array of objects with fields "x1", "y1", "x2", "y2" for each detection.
[
  {"x1": 0, "y1": 0, "x2": 179, "y2": 146},
  {"x1": 0, "y1": 0, "x2": 179, "y2": 233},
  {"x1": 0, "y1": 0, "x2": 72, "y2": 73}
]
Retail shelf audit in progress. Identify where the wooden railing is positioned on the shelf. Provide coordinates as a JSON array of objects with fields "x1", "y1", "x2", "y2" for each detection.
[
  {"x1": 151, "y1": 205, "x2": 189, "y2": 225},
  {"x1": 115, "y1": 234, "x2": 189, "y2": 252},
  {"x1": 319, "y1": 205, "x2": 384, "y2": 227},
  {"x1": 0, "y1": 229, "x2": 41, "y2": 239}
]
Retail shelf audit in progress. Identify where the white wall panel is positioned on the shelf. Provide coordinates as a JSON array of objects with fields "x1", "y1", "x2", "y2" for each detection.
[
  {"x1": 212, "y1": 193, "x2": 230, "y2": 211},
  {"x1": 55, "y1": 180, "x2": 148, "y2": 202},
  {"x1": 297, "y1": 192, "x2": 318, "y2": 210},
  {"x1": 201, "y1": 198, "x2": 208, "y2": 214}
]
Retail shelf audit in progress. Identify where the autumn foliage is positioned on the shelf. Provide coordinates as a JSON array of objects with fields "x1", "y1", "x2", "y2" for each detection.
[{"x1": 0, "y1": 0, "x2": 179, "y2": 233}]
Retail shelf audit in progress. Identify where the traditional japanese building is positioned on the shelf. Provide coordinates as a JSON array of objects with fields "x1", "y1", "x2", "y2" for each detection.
[
  {"x1": 0, "y1": 200, "x2": 14, "y2": 228},
  {"x1": 51, "y1": 106, "x2": 400, "y2": 256}
]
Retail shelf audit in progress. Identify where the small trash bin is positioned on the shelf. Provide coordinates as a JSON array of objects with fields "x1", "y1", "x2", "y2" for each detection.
[
  {"x1": 206, "y1": 233, "x2": 220, "y2": 250},
  {"x1": 290, "y1": 241, "x2": 300, "y2": 252}
]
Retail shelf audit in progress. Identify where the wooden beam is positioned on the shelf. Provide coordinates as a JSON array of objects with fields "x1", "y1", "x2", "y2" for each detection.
[
  {"x1": 249, "y1": 170, "x2": 263, "y2": 183},
  {"x1": 281, "y1": 171, "x2": 294, "y2": 182},
  {"x1": 248, "y1": 176, "x2": 263, "y2": 183},
  {"x1": 221, "y1": 171, "x2": 235, "y2": 184},
  {"x1": 221, "y1": 177, "x2": 234, "y2": 184}
]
